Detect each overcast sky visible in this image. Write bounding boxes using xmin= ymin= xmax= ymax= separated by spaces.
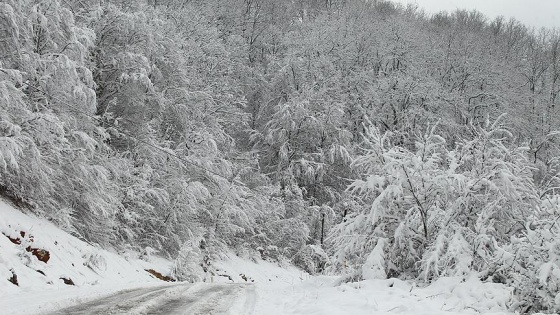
xmin=392 ymin=0 xmax=559 ymax=29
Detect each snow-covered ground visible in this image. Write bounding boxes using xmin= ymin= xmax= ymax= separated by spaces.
xmin=1 ymin=199 xmax=515 ymax=315
xmin=0 ymin=199 xmax=174 ymax=315
xmin=216 ymin=255 xmax=513 ymax=315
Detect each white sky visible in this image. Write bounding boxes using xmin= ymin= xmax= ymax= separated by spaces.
xmin=392 ymin=0 xmax=559 ymax=29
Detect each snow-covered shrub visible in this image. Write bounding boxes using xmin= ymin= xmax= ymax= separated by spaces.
xmin=292 ymin=244 xmax=328 ymax=274
xmin=422 ymin=224 xmax=476 ymax=279
xmin=329 ymin=117 xmax=554 ymax=311
xmin=492 ymin=195 xmax=560 ymax=313
xmin=83 ymin=252 xmax=107 ymax=273
xmin=422 ymin=117 xmax=538 ymax=281
xmin=362 ymin=238 xmax=387 ymax=279
xmin=170 ymin=240 xmax=205 ymax=282
xmin=260 ymin=245 xmax=282 ymax=261
xmin=329 ymin=123 xmax=450 ymax=278
xmin=140 ymin=246 xmax=158 ymax=262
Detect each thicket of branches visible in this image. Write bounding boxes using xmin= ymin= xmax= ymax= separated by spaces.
xmin=2 ymin=0 xmax=560 ymax=311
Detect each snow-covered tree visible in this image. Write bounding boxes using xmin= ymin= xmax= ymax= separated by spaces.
xmin=330 ymin=116 xmax=540 ymax=287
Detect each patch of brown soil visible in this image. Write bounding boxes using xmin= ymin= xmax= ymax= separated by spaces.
xmin=27 ymin=247 xmax=50 ymax=263
xmin=145 ymin=269 xmax=175 ymax=282
xmin=2 ymin=230 xmax=50 ymax=263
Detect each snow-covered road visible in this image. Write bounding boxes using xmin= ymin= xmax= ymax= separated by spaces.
xmin=47 ymin=283 xmax=253 ymax=315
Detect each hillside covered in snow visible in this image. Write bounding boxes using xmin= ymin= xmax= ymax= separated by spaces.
xmin=2 ymin=0 xmax=560 ymax=313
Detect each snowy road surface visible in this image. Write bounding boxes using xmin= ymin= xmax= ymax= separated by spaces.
xmin=47 ymin=283 xmax=254 ymax=315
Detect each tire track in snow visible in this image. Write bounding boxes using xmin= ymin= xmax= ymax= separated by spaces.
xmin=226 ymin=283 xmax=257 ymax=315
xmin=46 ymin=283 xmax=252 ymax=315
xmin=48 ymin=284 xmax=179 ymax=315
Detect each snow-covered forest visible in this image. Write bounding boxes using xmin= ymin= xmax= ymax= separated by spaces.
xmin=2 ymin=0 xmax=560 ymax=313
